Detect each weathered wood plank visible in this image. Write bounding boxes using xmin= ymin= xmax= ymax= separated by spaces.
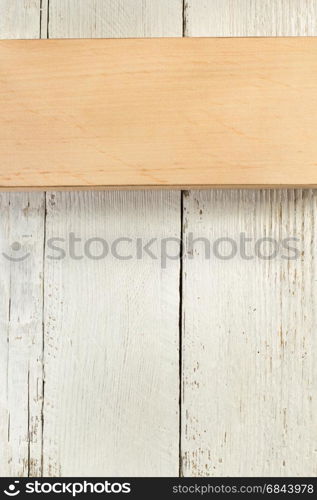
xmin=182 ymin=0 xmax=317 ymax=477
xmin=0 ymin=0 xmax=45 ymax=477
xmin=43 ymin=0 xmax=182 ymax=477
xmin=49 ymin=0 xmax=182 ymax=38
xmin=0 ymin=0 xmax=41 ymax=39
xmin=185 ymin=0 xmax=317 ymax=37
xmin=0 ymin=193 xmax=45 ymax=477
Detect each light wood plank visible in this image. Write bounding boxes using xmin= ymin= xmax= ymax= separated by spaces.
xmin=0 ymin=0 xmax=45 ymax=477
xmin=43 ymin=0 xmax=182 ymax=477
xmin=1 ymin=36 xmax=317 ymax=188
xmin=182 ymin=0 xmax=317 ymax=477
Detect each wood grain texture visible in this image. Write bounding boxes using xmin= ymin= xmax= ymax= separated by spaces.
xmin=0 ymin=0 xmax=45 ymax=477
xmin=185 ymin=0 xmax=317 ymax=37
xmin=43 ymin=0 xmax=181 ymax=477
xmin=49 ymin=0 xmax=182 ymax=38
xmin=1 ymin=36 xmax=317 ymax=188
xmin=3 ymin=0 xmax=317 ymax=480
xmin=182 ymin=0 xmax=317 ymax=477
xmin=0 ymin=0 xmax=41 ymax=39
xmin=43 ymin=190 xmax=180 ymax=476
xmin=0 ymin=193 xmax=45 ymax=477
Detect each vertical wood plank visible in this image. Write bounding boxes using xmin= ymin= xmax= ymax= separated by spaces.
xmin=182 ymin=0 xmax=317 ymax=477
xmin=49 ymin=0 xmax=182 ymax=38
xmin=0 ymin=0 xmax=41 ymax=39
xmin=0 ymin=0 xmax=45 ymax=477
xmin=185 ymin=0 xmax=317 ymax=36
xmin=43 ymin=0 xmax=182 ymax=477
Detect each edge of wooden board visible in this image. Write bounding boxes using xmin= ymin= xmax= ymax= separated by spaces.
xmin=0 ymin=185 xmax=317 ymax=191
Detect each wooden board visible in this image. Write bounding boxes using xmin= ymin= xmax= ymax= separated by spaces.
xmin=0 ymin=192 xmax=45 ymax=477
xmin=182 ymin=0 xmax=317 ymax=477
xmin=42 ymin=0 xmax=181 ymax=477
xmin=43 ymin=190 xmax=181 ymax=477
xmin=1 ymin=36 xmax=317 ymax=188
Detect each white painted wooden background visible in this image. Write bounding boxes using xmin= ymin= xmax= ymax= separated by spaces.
xmin=0 ymin=0 xmax=317 ymax=477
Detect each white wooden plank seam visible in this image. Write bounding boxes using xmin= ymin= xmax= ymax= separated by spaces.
xmin=40 ymin=0 xmax=48 ymax=479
